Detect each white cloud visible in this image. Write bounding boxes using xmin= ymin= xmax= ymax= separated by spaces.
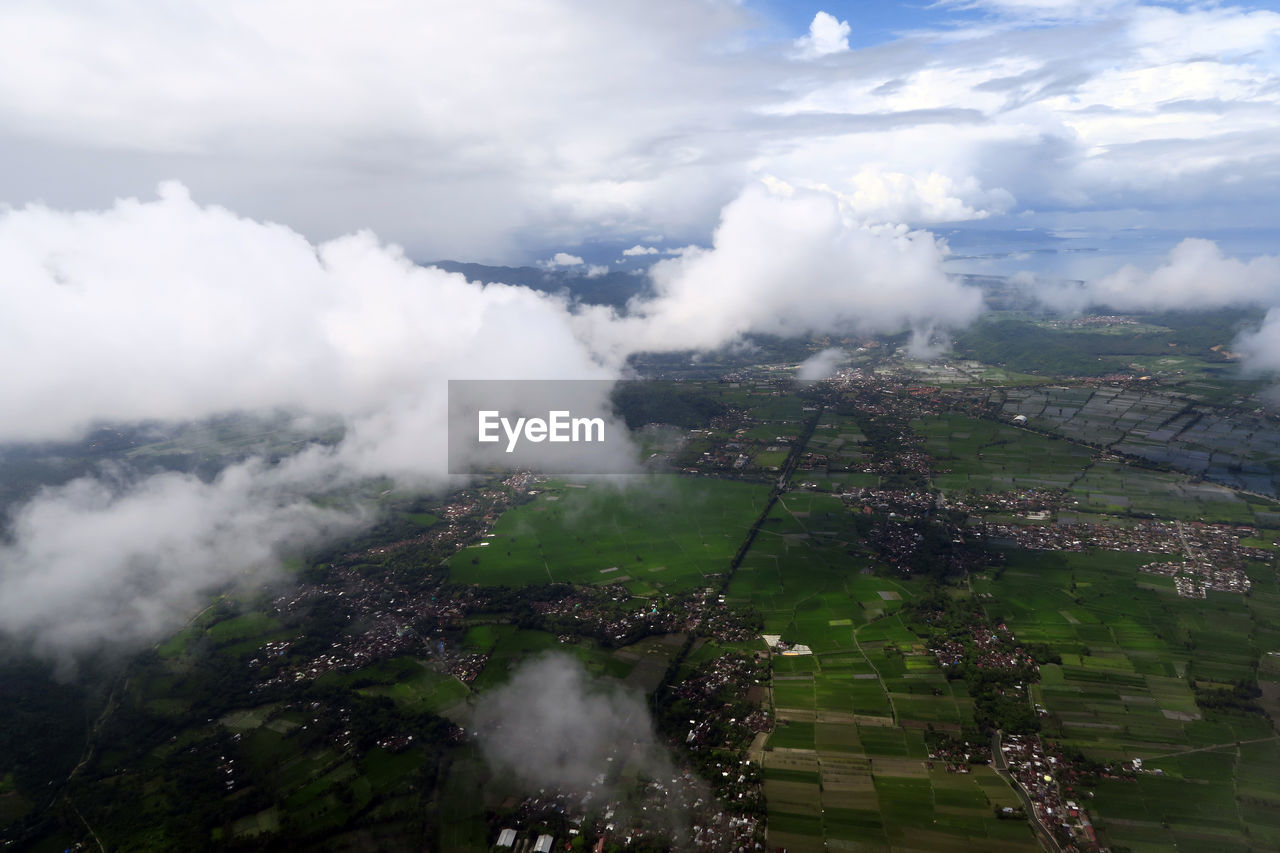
xmin=580 ymin=184 xmax=984 ymax=358
xmin=0 ymin=0 xmax=759 ymax=258
xmin=0 ymin=183 xmax=976 ymax=655
xmin=4 ymin=0 xmax=1280 ymax=655
xmin=544 ymin=252 xmax=585 ymax=268
xmin=0 ymin=0 xmax=1277 ymax=250
xmin=795 ymin=11 xmax=851 ymax=59
xmin=840 ymin=168 xmax=1015 ymax=223
xmin=1236 ymin=310 xmax=1280 ymax=375
xmin=0 ymin=184 xmax=612 ymax=447
xmin=1028 ymin=238 xmax=1280 ymax=379
xmin=0 ymin=458 xmax=363 ymax=659
xmin=796 ymin=347 xmax=845 ymax=380
xmin=622 ymin=245 xmax=660 ymax=256
xmin=1035 ymin=238 xmax=1280 ymax=313
xmin=955 ymin=0 xmax=1130 ymax=21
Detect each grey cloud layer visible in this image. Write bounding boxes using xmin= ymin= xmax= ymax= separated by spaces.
xmin=472 ymin=653 xmax=671 ymax=793
xmin=0 ymin=1 xmax=1277 ymax=256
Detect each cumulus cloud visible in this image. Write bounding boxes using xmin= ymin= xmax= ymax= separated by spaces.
xmin=795 ymin=11 xmax=851 ymax=59
xmin=2 ymin=0 xmax=1279 ymax=666
xmin=0 ymin=0 xmax=1277 ymax=253
xmin=840 ymin=168 xmax=1015 ymax=223
xmin=1033 ymin=238 xmax=1280 ymax=313
xmin=473 ymin=653 xmax=669 ymax=792
xmin=579 ymin=184 xmax=984 ymax=358
xmin=1023 ymin=238 xmax=1280 ymax=379
xmin=1236 ymin=310 xmax=1280 ymax=375
xmin=0 ymin=0 xmax=763 ymax=259
xmin=544 ymin=252 xmax=585 ymax=268
xmin=0 ymin=184 xmax=613 ymax=447
xmin=796 ymin=347 xmax=846 ymax=380
xmin=622 ymin=245 xmax=660 ymax=256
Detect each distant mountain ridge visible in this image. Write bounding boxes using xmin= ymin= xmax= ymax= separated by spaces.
xmin=427 ymin=260 xmax=649 ymax=309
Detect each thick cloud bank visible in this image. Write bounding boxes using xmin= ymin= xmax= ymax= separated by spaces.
xmin=0 ymin=182 xmax=612 ymax=449
xmin=0 ymin=186 xmax=614 ymax=656
xmin=0 ymin=183 xmax=978 ymax=657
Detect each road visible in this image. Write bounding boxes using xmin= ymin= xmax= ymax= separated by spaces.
xmin=990 ymin=730 xmax=1065 ymax=853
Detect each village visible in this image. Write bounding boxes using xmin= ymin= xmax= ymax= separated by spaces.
xmin=998 ymin=733 xmax=1102 ymax=853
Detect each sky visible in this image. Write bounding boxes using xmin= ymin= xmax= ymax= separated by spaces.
xmin=0 ymin=0 xmax=1277 ymax=269
xmin=3 ymin=0 xmax=1280 ymax=658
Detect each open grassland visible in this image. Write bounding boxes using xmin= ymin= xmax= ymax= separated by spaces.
xmin=447 ymin=475 xmax=770 ymax=594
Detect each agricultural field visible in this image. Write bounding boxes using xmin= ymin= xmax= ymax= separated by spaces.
xmin=1000 ymin=386 xmax=1280 ymax=499
xmin=11 ymin=359 xmax=1280 ymax=853
xmin=1067 ymin=462 xmax=1269 ymax=523
xmin=980 ymin=549 xmax=1280 ymax=851
xmin=737 ymin=495 xmax=1040 ymax=851
xmin=447 ymin=475 xmax=770 ymax=595
xmin=754 ymin=602 xmax=1038 ymax=849
xmin=912 ymin=413 xmax=1095 ymax=493
xmin=806 ymin=412 xmax=872 ymax=478
xmin=756 ymin=538 xmax=1280 ymax=852
xmin=728 ymin=495 xmax=892 ymax=645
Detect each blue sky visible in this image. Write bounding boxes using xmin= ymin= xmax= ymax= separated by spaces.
xmin=753 ymin=0 xmax=985 ymax=48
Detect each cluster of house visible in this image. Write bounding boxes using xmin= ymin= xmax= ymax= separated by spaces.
xmin=491 ymin=768 xmax=762 ymax=853
xmin=1000 ymin=734 xmax=1101 ymax=852
xmin=1139 ymin=559 xmax=1252 ymax=598
xmin=931 ymin=622 xmax=1035 ymax=673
